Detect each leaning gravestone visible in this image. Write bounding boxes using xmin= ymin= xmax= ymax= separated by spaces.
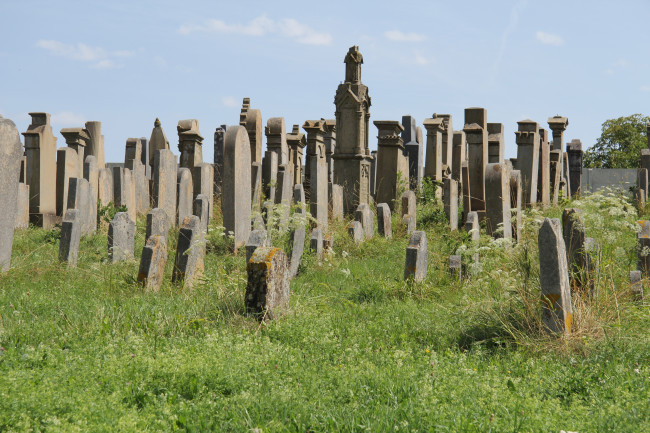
xmin=404 ymin=230 xmax=428 ymax=283
xmin=172 ymin=215 xmax=205 ymax=289
xmin=245 ymin=247 xmax=290 ymax=320
xmin=0 ymin=115 xmax=23 ymax=272
xmin=108 ymin=212 xmax=135 ymax=263
xmin=377 ymin=203 xmax=392 ymax=238
xmin=146 ymin=207 xmax=170 ymax=243
xmin=223 ymin=125 xmax=252 ymax=252
xmin=137 ymin=235 xmax=168 ymax=291
xmin=630 ymin=270 xmax=643 ymax=302
xmin=59 ymin=209 xmax=82 ymax=266
xmin=538 ymin=218 xmax=573 ymax=334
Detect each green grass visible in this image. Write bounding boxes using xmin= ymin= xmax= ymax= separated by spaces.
xmin=1 ymin=189 xmax=650 ymax=432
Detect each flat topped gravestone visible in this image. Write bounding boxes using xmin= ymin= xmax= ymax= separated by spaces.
xmin=404 ymin=230 xmax=428 ymax=283
xmin=245 ymin=247 xmax=290 ymax=320
xmin=355 ymin=203 xmax=373 ymax=239
xmin=0 ymin=115 xmax=23 ymax=272
xmin=172 ymin=215 xmax=205 ymax=289
xmin=59 ymin=209 xmax=82 ymax=267
xmin=348 ymin=221 xmax=364 ymax=244
xmin=108 ymin=212 xmax=135 ymax=263
xmin=146 ymin=207 xmax=170 ymax=243
xmin=246 ymin=229 xmax=268 ymax=263
xmin=138 ymin=235 xmax=168 ymax=292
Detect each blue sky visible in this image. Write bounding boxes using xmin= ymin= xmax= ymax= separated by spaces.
xmin=1 ymin=0 xmax=649 ymax=164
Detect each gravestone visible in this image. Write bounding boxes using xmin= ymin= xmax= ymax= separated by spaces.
xmin=56 ymin=147 xmax=78 ymax=217
xmin=638 ymin=168 xmax=648 ymax=204
xmin=246 ymin=229 xmax=268 ymax=263
xmin=245 ymin=247 xmax=290 ymax=320
xmin=329 ymin=184 xmax=344 ymax=221
xmin=461 ymin=161 xmax=471 ymax=220
xmin=275 ymin=164 xmax=292 ymax=230
xmin=0 ymin=115 xmax=22 ymax=271
xmin=637 ymin=220 xmax=650 ymax=275
xmin=172 ymin=215 xmax=205 ymax=289
xmin=293 ymin=184 xmax=306 ymax=216
xmin=83 ymin=155 xmax=98 ymax=232
xmin=401 ymin=190 xmax=416 ymax=223
xmin=288 ymin=226 xmax=306 ymax=278
xmin=566 ymin=139 xmax=583 ymax=196
xmin=146 ymin=207 xmax=170 ymax=243
xmin=286 ymin=124 xmax=306 ymax=186
xmin=487 ymin=123 xmax=504 ymax=164
xmin=562 ymin=152 xmax=571 ymax=199
xmin=125 ymin=141 xmax=149 ymax=216
xmin=193 ymin=194 xmax=210 ymax=234
xmin=108 ymin=212 xmax=135 ymax=263
xmin=562 ymin=208 xmax=588 ymax=284
xmin=310 ymin=228 xmax=323 ymax=259
xmin=549 ymin=150 xmax=562 ymax=205
xmin=262 ymin=150 xmax=278 ymax=203
xmin=213 ymin=124 xmax=226 ymax=195
xmin=153 ymin=149 xmax=178 ymax=226
xmin=177 ymin=119 xmax=203 ymax=171
xmin=239 ymin=98 xmax=263 ymax=164
xmin=113 ymin=167 xmax=136 ymax=222
xmin=465 ymin=211 xmax=480 ymax=264
xmin=630 ymin=270 xmax=643 ymax=302
xmin=124 ymin=137 xmax=142 ymax=169
xmin=443 ymin=178 xmax=458 ymax=231
xmin=333 ymin=46 xmax=372 ymax=215
xmin=59 ymin=209 xmax=82 ymax=266
xmin=402 ymin=214 xmax=416 ymax=234
xmin=304 ymin=120 xmax=329 ymax=233
xmin=538 ymin=218 xmax=573 ymax=334
xmin=140 ymin=137 xmax=150 ymax=178
xmin=370 ymin=150 xmax=377 ymax=197
xmin=510 ymin=170 xmax=522 ymax=242
xmin=15 ymin=183 xmax=30 ymax=230
xmin=23 ymin=113 xmax=58 ymax=228
xmin=547 ymin=116 xmax=569 ymax=151
xmin=375 ymin=120 xmax=408 ymax=210
xmin=251 ymin=162 xmax=262 ymax=211
xmin=514 ymin=120 xmax=539 ymax=206
xmin=436 ymin=114 xmax=454 ymax=170
xmin=484 ymin=162 xmax=512 ymax=239
xmin=323 ymin=119 xmax=336 ymax=184
xmin=537 ymin=128 xmax=551 ymax=208
xmin=377 ymin=203 xmax=392 ymax=238
xmin=423 ymin=117 xmax=443 ymax=193
xmin=60 ymin=127 xmax=88 ymax=178
xmin=348 ymin=221 xmax=364 ymax=243
xmin=463 ymin=108 xmax=488 ymax=212
xmin=137 ymin=235 xmax=168 ymax=292
xmin=451 ymin=131 xmax=466 ymax=184
xmin=148 ymin=118 xmax=170 ymax=168
xmin=404 ymin=231 xmax=428 ymax=282
xmin=402 ymin=115 xmax=422 ymax=190
xmin=98 ymin=167 xmax=113 ymax=208
xmin=85 ymin=121 xmax=105 ymax=169
xmin=355 ymin=203 xmax=373 ymax=239
xmin=265 ymin=117 xmax=289 ymax=167
xmin=223 ymin=125 xmax=252 ymax=252
xmin=176 ymin=167 xmax=194 ymax=227
xmin=449 ymin=255 xmax=462 ymax=278
xmin=67 ymin=177 xmax=92 ymax=235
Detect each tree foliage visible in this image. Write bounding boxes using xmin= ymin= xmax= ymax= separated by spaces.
xmin=583 ymin=114 xmax=650 ymax=168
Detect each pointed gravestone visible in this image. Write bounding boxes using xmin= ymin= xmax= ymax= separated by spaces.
xmin=138 ymin=235 xmax=168 ymax=292
xmin=176 ymin=167 xmax=193 ymax=227
xmin=404 ymin=231 xmax=428 ymax=282
xmin=245 ymin=247 xmax=290 ymax=320
xmin=223 ymin=125 xmax=252 ymax=252
xmin=108 ymin=212 xmax=135 ymax=263
xmin=538 ymin=218 xmax=573 ymax=334
xmin=148 ymin=118 xmax=170 ymax=170
xmin=172 ymin=215 xmax=205 ymax=289
xmin=59 ymin=209 xmax=82 ymax=266
xmin=0 ymin=115 xmax=23 ymax=271
xmin=377 ymin=203 xmax=392 ymax=238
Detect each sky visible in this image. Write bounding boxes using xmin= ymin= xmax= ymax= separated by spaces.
xmin=1 ymin=0 xmax=649 ymax=165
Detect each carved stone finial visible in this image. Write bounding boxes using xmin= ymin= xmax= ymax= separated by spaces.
xmin=154 ymin=118 xmax=161 ymax=127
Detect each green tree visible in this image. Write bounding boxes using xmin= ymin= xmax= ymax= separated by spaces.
xmin=583 ymin=114 xmax=650 ymax=168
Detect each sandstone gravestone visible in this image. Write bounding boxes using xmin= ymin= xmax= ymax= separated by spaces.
xmin=348 ymin=221 xmax=364 ymax=244
xmin=275 ymin=164 xmax=292 ymax=230
xmin=323 ymin=119 xmax=336 ymax=184
xmin=0 ymin=115 xmax=23 ymax=271
xmin=138 ymin=235 xmax=168 ymax=292
xmin=538 ymin=218 xmax=573 ymax=334
xmin=375 ymin=120 xmax=408 ymax=210
xmin=85 ymin=121 xmax=105 ymax=169
xmin=549 ymin=150 xmax=562 ymax=205
xmin=451 ymin=131 xmax=466 ymax=184
xmin=304 ymin=120 xmax=329 ymax=233
xmin=153 ymin=149 xmax=178 ymax=226
xmin=83 ymin=155 xmax=98 ymax=232
xmin=355 ymin=203 xmax=373 ymax=239
xmin=108 ymin=212 xmax=135 ymax=263
xmin=514 ymin=120 xmax=539 ymax=206
xmin=562 ymin=208 xmax=589 ymax=287
xmin=60 ymin=127 xmax=88 ymax=178
xmin=172 ymin=215 xmax=206 ymax=289
xmin=287 ymin=124 xmax=306 ymax=186
xmin=66 ymin=177 xmax=92 ymax=235
xmin=443 ymin=178 xmax=458 ymax=231
xmin=547 ymin=116 xmax=569 ymax=151
xmin=245 ymin=247 xmax=290 ymax=320
xmin=56 ymin=147 xmax=78 ymax=217
xmin=223 ymin=125 xmax=252 ymax=252
xmin=246 ymin=229 xmax=269 ymax=263
xmin=177 ymin=119 xmax=203 ymax=171
xmin=265 ymin=117 xmax=289 ymax=167
xmin=262 ymin=150 xmax=278 ymax=203
xmin=14 ymin=183 xmax=30 ymax=230
xmin=329 ymin=184 xmax=344 ymax=221
xmin=239 ymin=98 xmax=263 ymax=164
xmin=193 ymin=194 xmax=210 ymax=234
xmin=310 ymin=228 xmax=323 ymax=260
xmin=146 ymin=207 xmax=170 ymax=243
xmin=401 ymin=190 xmax=416 ymax=224
xmin=293 ymin=184 xmax=306 ymax=216
xmin=404 ymin=231 xmax=428 ymax=282
xmin=113 ymin=167 xmax=136 ymax=222
xmin=377 ymin=203 xmax=392 ymax=238
xmin=423 ymin=116 xmax=443 ymax=195
xmin=288 ymin=226 xmax=306 ymax=279
xmin=484 ymin=162 xmax=512 ymax=239
xmin=59 ymin=209 xmax=82 ymax=266
xmin=176 ymin=168 xmax=194 ymax=227
xmin=98 ymin=167 xmax=113 ymax=208
xmin=464 ymin=108 xmax=488 ymax=213
xmin=537 ymin=128 xmax=551 ymax=208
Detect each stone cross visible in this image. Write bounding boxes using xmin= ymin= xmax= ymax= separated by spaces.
xmin=245 ymin=247 xmax=290 ymax=320
xmin=223 ymin=125 xmax=252 ymax=252
xmin=0 ymin=115 xmax=22 ymax=271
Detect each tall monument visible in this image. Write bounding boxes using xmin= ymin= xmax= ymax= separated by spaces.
xmin=333 ymin=46 xmax=372 ymax=214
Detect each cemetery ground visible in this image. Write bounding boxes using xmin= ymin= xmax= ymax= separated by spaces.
xmin=1 ymin=189 xmax=650 ymax=432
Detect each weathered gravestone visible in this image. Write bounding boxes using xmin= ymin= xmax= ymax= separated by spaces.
xmin=293 ymin=184 xmax=306 ymax=215
xmin=452 ymin=131 xmax=466 ymax=184
xmin=67 ymin=177 xmax=93 ymax=235
xmin=172 ymin=215 xmax=205 ymax=289
xmin=484 ymin=162 xmax=512 ymax=239
xmin=223 ymin=125 xmax=252 ymax=252
xmin=245 ymin=247 xmax=290 ymax=320
xmin=538 ymin=218 xmax=573 ymax=334
xmin=113 ymin=167 xmax=136 ymax=223
xmin=401 ymin=190 xmax=416 ymax=224
xmin=146 ymin=207 xmax=170 ymax=243
xmin=246 ymin=229 xmax=269 ymax=263
xmin=153 ymin=149 xmax=178 ymax=226
xmin=375 ymin=120 xmax=408 ymax=210
xmin=449 ymin=255 xmax=462 ymax=279
xmin=177 ymin=119 xmax=203 ymax=172
xmin=630 ymin=270 xmax=643 ymax=302
xmin=0 ymin=115 xmax=23 ymax=271
xmin=537 ymin=128 xmax=550 ymax=208
xmin=377 ymin=203 xmax=392 ymax=238
xmin=213 ymin=124 xmax=226 ymax=195
xmin=515 ymin=120 xmax=539 ymax=206
xmin=176 ymin=167 xmax=193 ymax=227
xmin=239 ymin=99 xmax=263 ymax=164
xmin=193 ymin=194 xmax=210 ymax=234
xmin=15 ymin=183 xmax=30 ymax=230
xmin=60 ymin=127 xmax=88 ymax=179
xmin=355 ymin=203 xmax=373 ymax=239
xmin=108 ymin=212 xmax=135 ymax=263
xmin=329 ymin=184 xmax=344 ymax=221
xmin=59 ymin=209 xmax=82 ymax=266
xmin=251 ymin=162 xmax=262 ymax=211
xmin=138 ymin=235 xmax=168 ymax=292
xmin=288 ymin=226 xmax=306 ymax=278
xmin=275 ymin=164 xmax=292 ymax=230
xmin=125 ymin=138 xmax=149 ymax=216
xmin=487 ymin=123 xmax=504 ymax=164
xmin=83 ymin=155 xmax=98 ymax=232
xmin=423 ymin=116 xmax=443 ymax=198
xmin=56 ymin=147 xmax=78 ymax=218
xmin=567 ymin=139 xmax=583 ymax=197
xmin=304 ymin=120 xmax=329 ymax=233
xmin=97 ymin=167 xmax=113 ymax=208
xmin=562 ymin=208 xmax=591 ymax=288
xmin=287 ymin=124 xmax=306 ymax=186
xmin=348 ymin=221 xmax=364 ymax=244
xmin=262 ymin=150 xmax=278 ymax=203
xmin=404 ymin=230 xmax=428 ymax=282
xmin=85 ymin=121 xmax=105 ymax=169
xmin=402 ymin=115 xmax=422 ymax=190
xmin=310 ymin=228 xmax=323 ymax=260
xmin=464 ymin=108 xmax=488 ymax=213
xmin=443 ymin=178 xmax=458 ymax=231
xmin=549 ymin=150 xmax=562 ymax=205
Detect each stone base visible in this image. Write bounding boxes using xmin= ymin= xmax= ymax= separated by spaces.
xmin=332 ymin=155 xmax=372 ymax=215
xmin=30 ymin=213 xmax=60 ymax=229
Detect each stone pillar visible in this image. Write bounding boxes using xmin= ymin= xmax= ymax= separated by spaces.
xmin=514 ymin=119 xmax=539 ymax=206
xmin=538 ymin=218 xmax=573 ymax=334
xmin=148 ymin=118 xmax=170 ymax=170
xmin=245 ymin=247 xmax=290 ymax=320
xmin=23 ymin=113 xmax=58 ymax=228
xmin=286 ymin=124 xmax=306 ymax=186
xmin=484 ymin=162 xmax=512 ymax=239
xmin=443 ymin=178 xmax=458 ymax=231
xmin=537 ymin=128 xmax=550 ymax=208
xmin=56 ymin=147 xmax=78 ymax=218
xmin=60 ymin=127 xmax=88 ymax=178
xmin=323 ymin=119 xmax=336 ymax=184
xmin=265 ymin=117 xmax=289 ymax=168
xmin=333 ymin=46 xmax=372 ymax=215
xmin=97 ymin=167 xmax=113 ymax=209
xmin=239 ymin=98 xmax=263 ymax=164
xmin=124 ymin=137 xmax=142 ymax=169
xmin=0 ymin=115 xmax=22 ymax=271
xmin=304 ymin=120 xmax=329 ymax=233
xmin=84 ymin=121 xmax=105 ymax=169
xmin=566 ymin=139 xmax=583 ymax=197
xmin=463 ymin=108 xmax=488 ymax=213
xmin=487 ymin=123 xmax=504 ymax=164
xmin=108 ymin=212 xmax=135 ymax=263
xmin=549 ymin=150 xmax=562 ymax=206
xmin=375 ymin=120 xmax=408 ymax=210
xmin=547 ymin=116 xmax=569 ymax=151
xmin=402 ymin=115 xmax=422 ymax=191
xmin=223 ymin=125 xmax=252 ymax=252
xmin=172 ymin=215 xmax=205 ymax=289
xmin=177 ymin=119 xmax=203 ymax=171
xmin=213 ymin=124 xmax=226 ymax=195
xmin=177 ymin=168 xmax=193 ymax=227
xmin=153 ymin=149 xmax=178 ymax=227
xmin=15 ymin=183 xmax=29 ymax=230
xmin=423 ymin=117 xmax=443 ymax=187
xmin=404 ymin=231 xmax=428 ymax=282
xmin=452 ymin=131 xmax=466 ymax=184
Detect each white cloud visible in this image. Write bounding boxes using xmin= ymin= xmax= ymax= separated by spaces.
xmin=36 ymin=40 xmax=135 ymax=68
xmin=384 ymin=30 xmax=426 ymax=42
xmin=51 ymin=111 xmax=86 ymax=126
xmin=536 ymin=31 xmax=564 ymax=46
xmin=179 ymin=15 xmax=332 ymax=46
xmin=641 ymin=85 xmax=650 ymax=92
xmin=222 ymin=96 xmax=239 ymax=108
xmin=414 ymin=50 xmax=433 ymax=65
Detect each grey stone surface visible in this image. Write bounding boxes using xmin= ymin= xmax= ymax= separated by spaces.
xmin=322 ymin=119 xmax=336 ymax=185
xmin=510 ymin=170 xmax=522 ymax=242
xmin=293 ymin=184 xmax=306 ymax=215
xmin=514 ymin=120 xmax=539 ymax=206
xmin=239 ymin=99 xmax=263 ymax=164
xmin=567 ymin=139 xmax=583 ymax=196
xmin=547 ymin=116 xmax=568 ymax=151
xmin=177 ymin=167 xmax=193 ymax=227
xmin=423 ymin=117 xmax=443 ymax=193
xmin=245 ymin=247 xmax=290 ymax=320
xmin=172 ymin=215 xmax=205 ymax=289
xmin=124 ymin=137 xmax=142 ymax=169
xmin=487 ymin=123 xmax=504 ymax=164
xmin=310 ymin=228 xmax=323 ymax=259
xmin=251 ymin=161 xmax=262 ymax=211
xmin=67 ymin=177 xmax=92 ymax=235
xmin=630 ymin=270 xmax=643 ymax=302
xmin=213 ymin=125 xmax=226 ymax=195
xmin=193 ymin=194 xmax=210 ymax=234
xmin=375 ymin=120 xmax=408 ymax=210
xmin=0 ymin=115 xmax=23 ymax=271
xmin=369 ymin=150 xmax=377 ymax=198
xmin=14 ymin=183 xmax=29 ymax=230
xmin=177 ymin=119 xmax=203 ymax=172
xmin=638 ymin=168 xmax=648 ymax=203
xmin=265 ymin=117 xmax=289 ymax=166
xmin=484 ymin=162 xmax=512 ymax=239
xmin=246 ymin=229 xmax=268 ymax=263
xmin=355 ymin=203 xmax=373 ymax=239
xmin=404 ymin=230 xmax=428 ymax=282
xmin=223 ymin=125 xmax=252 ymax=252
xmin=461 ymin=161 xmax=471 ymax=220
xmin=137 ymin=235 xmax=168 ymax=292
xmin=464 ymin=108 xmax=488 ymax=211
xmin=538 ymin=218 xmax=573 ymax=334
xmin=401 ymin=190 xmax=416 ymax=222
xmin=287 ymin=124 xmax=306 ymax=186
xmin=85 ymin=121 xmax=105 ymax=169
xmin=275 ymin=164 xmax=293 ymax=230
xmin=60 ymin=127 xmax=88 ymax=178
xmin=449 ymin=255 xmax=462 ymax=277
xmin=402 ymin=115 xmax=422 ymax=191
xmin=402 ymin=214 xmax=416 ymax=235
xmin=304 ymin=120 xmax=329 ymax=233
xmin=98 ymin=167 xmax=113 ymax=208
xmin=262 ymin=150 xmax=278 ymax=203
xmin=83 ymin=155 xmax=98 ymax=232
xmin=581 ymin=168 xmax=638 ymax=194
xmin=443 ymin=178 xmax=458 ymax=231
xmin=56 ymin=147 xmax=78 ymax=218
xmin=153 ymin=149 xmax=178 ymax=226
xmin=289 ymin=226 xmax=306 ymax=278
xmin=59 ymin=209 xmax=82 ymax=266
xmin=146 ymin=208 xmax=170 ymax=243
xmin=329 ymin=183 xmax=344 ymax=221
xmin=108 ymin=212 xmax=135 ymax=263
xmin=465 ymin=211 xmax=480 ymax=242
xmin=348 ymin=220 xmax=364 ymax=244
xmin=113 ymin=167 xmax=136 ymax=222
xmin=377 ymin=202 xmax=392 ymax=238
